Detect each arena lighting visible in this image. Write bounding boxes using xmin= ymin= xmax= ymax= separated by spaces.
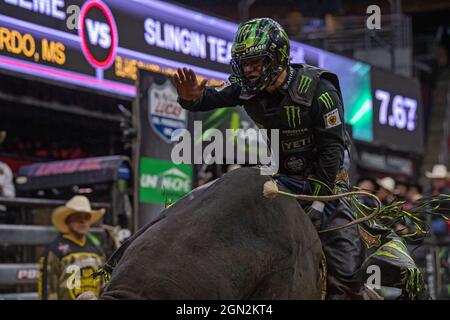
xmin=0 ymin=55 xmax=136 ymax=95
xmin=350 ymin=100 xmax=372 ymax=125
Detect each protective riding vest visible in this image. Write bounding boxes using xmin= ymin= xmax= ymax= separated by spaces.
xmin=239 ymin=63 xmax=349 ymax=177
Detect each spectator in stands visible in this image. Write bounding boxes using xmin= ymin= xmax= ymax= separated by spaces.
xmin=297 ymin=0 xmax=342 ymax=33
xmin=356 ymin=176 xmax=378 ymax=208
xmin=376 ymin=177 xmax=396 ymax=206
xmin=0 ymin=131 xmax=15 ymax=198
xmin=435 ymin=33 xmax=450 ymax=70
xmin=38 ymin=196 xmax=106 ymax=300
xmin=407 ymin=183 xmax=423 ymax=204
xmin=425 ymin=164 xmax=450 ymax=196
xmin=432 ymin=32 xmax=450 ymax=87
xmin=424 ymin=164 xmax=450 ymax=236
xmin=395 ymin=180 xmax=409 ymax=201
xmin=356 ymin=177 xmax=376 ymax=192
xmin=397 ymin=182 xmax=423 ymax=212
xmin=284 ymin=10 xmax=304 ymax=36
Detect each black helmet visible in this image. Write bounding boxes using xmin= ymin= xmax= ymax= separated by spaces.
xmin=231 ymin=17 xmax=290 ymax=95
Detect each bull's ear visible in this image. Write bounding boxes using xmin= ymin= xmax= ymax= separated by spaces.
xmin=0 ymin=131 xmax=6 ymax=145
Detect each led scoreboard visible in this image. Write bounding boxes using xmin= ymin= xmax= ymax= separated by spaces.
xmin=371 ymin=67 xmax=424 ymax=154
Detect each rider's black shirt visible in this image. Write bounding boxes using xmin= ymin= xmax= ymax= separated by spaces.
xmin=178 ymin=64 xmax=346 ymax=196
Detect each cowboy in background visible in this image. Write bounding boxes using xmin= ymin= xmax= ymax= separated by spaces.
xmin=376 ymin=177 xmax=396 ymax=206
xmin=424 ymin=164 xmax=450 ymax=236
xmin=425 ymin=164 xmax=450 ymax=197
xmin=375 ymin=176 xmax=412 ymax=236
xmin=38 ymin=196 xmax=106 ymax=300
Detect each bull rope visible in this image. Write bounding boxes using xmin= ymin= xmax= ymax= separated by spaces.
xmin=262 ymin=180 xmax=382 ymax=233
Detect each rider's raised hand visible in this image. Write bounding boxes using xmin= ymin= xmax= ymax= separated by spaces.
xmin=174 ymin=68 xmax=207 ymax=101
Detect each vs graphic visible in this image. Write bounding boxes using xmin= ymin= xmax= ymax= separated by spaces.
xmin=85 ymin=19 xmax=112 ymax=48
xmin=69 ymin=1 xmax=118 ymax=69
xmin=67 ymin=4 xmax=111 ymax=48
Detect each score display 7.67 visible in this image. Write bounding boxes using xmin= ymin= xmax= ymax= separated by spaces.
xmin=371 ymin=67 xmax=424 ymax=154
xmin=375 ymin=89 xmax=418 ymax=132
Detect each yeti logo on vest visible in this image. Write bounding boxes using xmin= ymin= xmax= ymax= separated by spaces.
xmin=148 ymin=80 xmax=187 ymax=143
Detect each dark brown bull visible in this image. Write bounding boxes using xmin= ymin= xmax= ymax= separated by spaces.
xmin=100 ymin=167 xmax=324 ymax=299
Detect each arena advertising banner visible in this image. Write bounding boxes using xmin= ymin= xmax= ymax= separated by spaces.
xmin=371 ymin=67 xmax=424 ymax=154
xmin=0 ymin=0 xmax=373 ymax=144
xmin=0 ymin=0 xmax=234 ymax=96
xmin=135 ymin=69 xmax=193 ymax=227
xmin=139 ymin=157 xmax=192 ymax=204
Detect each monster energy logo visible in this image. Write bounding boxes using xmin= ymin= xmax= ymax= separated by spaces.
xmin=279 ymin=45 xmax=288 ymax=62
xmin=318 ymin=92 xmax=334 ymax=110
xmin=237 ymin=23 xmax=258 ymax=46
xmin=312 ymin=182 xmax=321 ymax=196
xmin=298 ymin=75 xmax=312 ymax=94
xmin=237 ymin=24 xmax=251 ymax=42
xmin=284 ymin=105 xmax=301 ymax=128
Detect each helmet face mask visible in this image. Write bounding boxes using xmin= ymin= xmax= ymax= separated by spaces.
xmin=231 ymin=54 xmax=275 ymax=93
xmin=231 ymin=18 xmax=290 ymax=95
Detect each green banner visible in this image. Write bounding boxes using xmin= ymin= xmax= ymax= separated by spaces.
xmin=139 ymin=157 xmax=192 ymax=204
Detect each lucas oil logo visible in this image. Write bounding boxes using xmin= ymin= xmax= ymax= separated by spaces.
xmin=284 ymin=105 xmax=301 ymax=128
xmin=148 ymin=80 xmax=187 ymax=143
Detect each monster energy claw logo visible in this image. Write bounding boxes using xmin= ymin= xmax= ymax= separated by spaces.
xmin=284 ymin=106 xmax=301 ymax=128
xmin=298 ymin=75 xmax=312 ymax=94
xmin=237 ymin=23 xmax=258 ymax=46
xmin=318 ymin=92 xmax=334 ymax=110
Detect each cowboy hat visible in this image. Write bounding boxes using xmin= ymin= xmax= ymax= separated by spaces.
xmin=52 ymin=195 xmax=105 ymax=234
xmin=425 ymin=164 xmax=448 ymax=179
xmin=376 ymin=177 xmax=395 ymax=194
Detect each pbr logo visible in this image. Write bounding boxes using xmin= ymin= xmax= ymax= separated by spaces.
xmin=148 ymin=80 xmax=187 ymax=143
xmin=16 ymin=268 xmax=39 ymax=280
